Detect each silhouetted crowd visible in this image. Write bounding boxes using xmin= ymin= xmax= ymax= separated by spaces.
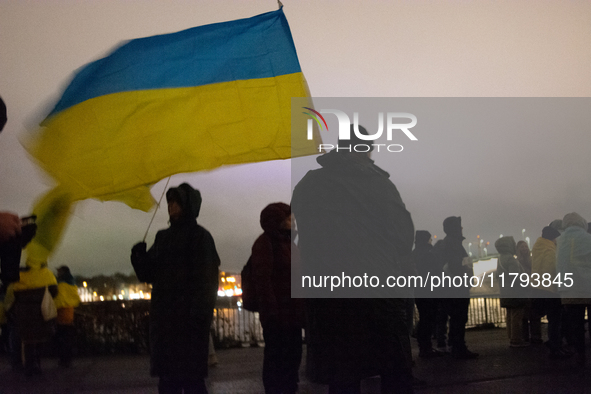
xmin=3 ymin=106 xmax=591 ymax=394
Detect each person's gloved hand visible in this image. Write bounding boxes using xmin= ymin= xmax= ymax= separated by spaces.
xmin=131 ymin=242 xmax=147 ymax=256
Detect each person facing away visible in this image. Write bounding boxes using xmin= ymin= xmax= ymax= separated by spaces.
xmin=516 ymin=240 xmax=541 ymax=344
xmin=434 ymin=216 xmax=478 ymax=359
xmin=495 ymin=236 xmax=529 ymax=348
xmin=531 ymin=225 xmax=570 ymax=359
xmin=411 ymin=230 xmax=445 ymax=359
xmin=556 ymin=212 xmax=591 ymax=367
xmin=252 ymin=203 xmax=303 ymax=394
xmin=53 ymin=265 xmax=81 ymax=367
xmin=4 ymin=258 xmax=58 ymax=376
xmin=131 ymin=183 xmax=220 ymax=394
xmin=292 ymin=125 xmax=415 ymax=394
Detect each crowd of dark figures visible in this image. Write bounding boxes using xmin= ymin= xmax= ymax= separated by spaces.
xmin=2 ymin=97 xmax=591 ymax=394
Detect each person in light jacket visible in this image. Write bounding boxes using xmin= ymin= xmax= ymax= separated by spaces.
xmin=556 ymin=212 xmax=591 ymax=366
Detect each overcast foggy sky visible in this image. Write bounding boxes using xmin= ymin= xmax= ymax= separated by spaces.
xmin=1 ymin=1 xmax=591 ymax=276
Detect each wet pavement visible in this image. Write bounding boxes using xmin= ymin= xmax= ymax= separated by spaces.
xmin=1 ymin=326 xmax=590 ymax=393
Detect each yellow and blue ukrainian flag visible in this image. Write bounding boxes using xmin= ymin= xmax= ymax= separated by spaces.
xmin=25 ymin=8 xmax=319 ymax=261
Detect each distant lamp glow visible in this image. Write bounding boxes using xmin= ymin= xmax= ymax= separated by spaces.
xmin=217 ymin=290 xmax=226 ymax=297
xmin=225 ymin=289 xmax=234 ymax=297
xmin=99 ymin=295 xmax=104 ymax=301
xmin=83 ymin=281 xmax=87 ymax=288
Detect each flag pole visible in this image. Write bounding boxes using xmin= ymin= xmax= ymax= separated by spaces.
xmin=142 ymin=176 xmax=172 ymax=242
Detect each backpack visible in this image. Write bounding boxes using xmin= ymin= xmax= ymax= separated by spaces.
xmin=240 ymin=256 xmax=258 ymax=312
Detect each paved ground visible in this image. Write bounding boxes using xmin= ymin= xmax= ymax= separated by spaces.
xmin=1 ymin=326 xmax=591 ymax=393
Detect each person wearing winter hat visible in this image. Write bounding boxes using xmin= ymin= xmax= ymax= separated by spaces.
xmin=251 ymin=203 xmax=303 ymax=394
xmin=131 ymin=183 xmax=220 ymax=393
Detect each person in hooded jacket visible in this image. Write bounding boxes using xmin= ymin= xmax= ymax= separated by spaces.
xmin=495 ymin=236 xmax=529 ymax=348
xmin=556 ymin=212 xmax=591 ymax=366
xmin=4 ymin=258 xmax=58 ymax=375
xmin=252 ymin=202 xmax=303 ymax=394
xmin=131 ymin=183 xmax=220 ymax=394
xmin=435 ymin=216 xmax=478 ymax=359
xmin=292 ymin=125 xmax=415 ymax=394
xmin=411 ymin=230 xmax=445 ymax=358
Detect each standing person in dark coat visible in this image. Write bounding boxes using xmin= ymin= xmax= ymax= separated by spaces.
xmin=54 ymin=265 xmax=81 ymax=367
xmin=252 ymin=202 xmax=303 ymax=394
xmin=435 ymin=216 xmax=478 ymax=359
xmin=411 ymin=230 xmax=445 ymax=358
xmin=292 ymin=125 xmax=415 ymax=394
xmin=131 ymin=183 xmax=220 ymax=394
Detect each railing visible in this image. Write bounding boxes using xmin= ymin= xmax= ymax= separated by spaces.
xmin=212 ymin=307 xmax=263 ymax=348
xmin=75 ymin=300 xmax=150 ymax=355
xmin=73 ymin=297 xmax=509 ymax=355
xmin=467 ymin=297 xmax=506 ymax=328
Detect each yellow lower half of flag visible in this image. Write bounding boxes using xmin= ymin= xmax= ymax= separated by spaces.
xmin=26 ymin=72 xmax=319 ymax=259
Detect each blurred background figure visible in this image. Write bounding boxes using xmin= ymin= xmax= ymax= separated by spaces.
xmin=516 ymin=240 xmax=542 ymax=344
xmin=54 ymin=265 xmax=81 ymax=367
xmin=495 ymin=236 xmax=529 ymax=348
xmin=557 ymin=213 xmax=591 ymax=367
xmin=531 ymin=226 xmax=570 ymax=359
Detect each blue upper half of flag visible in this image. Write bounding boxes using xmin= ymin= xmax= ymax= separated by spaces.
xmin=47 ymin=8 xmax=301 ymax=119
